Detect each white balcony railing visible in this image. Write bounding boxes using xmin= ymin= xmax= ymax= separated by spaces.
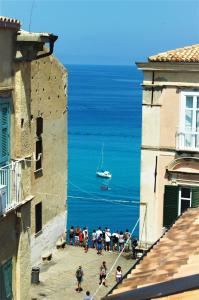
xmin=0 ymin=161 xmax=22 ymax=215
xmin=176 ymin=130 xmax=199 ymax=151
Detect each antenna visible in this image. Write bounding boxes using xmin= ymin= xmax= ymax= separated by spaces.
xmin=29 ymin=0 xmax=36 ymax=32
xmin=0 ymin=0 xmax=3 ymax=16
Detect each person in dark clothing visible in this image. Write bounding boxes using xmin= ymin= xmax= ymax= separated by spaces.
xmin=75 ymin=266 xmax=84 ymax=292
xmin=132 ymin=238 xmax=138 ymax=259
xmin=99 ymin=261 xmax=108 ymax=287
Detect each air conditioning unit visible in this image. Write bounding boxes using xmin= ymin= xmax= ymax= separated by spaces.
xmin=0 ymin=185 xmax=7 ymax=215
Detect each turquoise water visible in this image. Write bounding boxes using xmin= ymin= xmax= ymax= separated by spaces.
xmin=67 ymin=65 xmax=142 ymax=237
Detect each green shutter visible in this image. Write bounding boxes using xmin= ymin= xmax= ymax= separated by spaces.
xmin=163 ymin=185 xmax=179 ymax=228
xmin=0 ymin=266 xmax=5 ymax=300
xmin=192 ymin=188 xmax=199 ymax=208
xmin=2 ymin=259 xmax=12 ymax=300
xmin=0 ymin=102 xmax=10 ymax=165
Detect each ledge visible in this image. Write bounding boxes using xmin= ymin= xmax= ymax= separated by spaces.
xmin=0 ymin=194 xmax=35 ymax=220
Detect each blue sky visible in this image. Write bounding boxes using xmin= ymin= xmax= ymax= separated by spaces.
xmin=2 ymin=0 xmax=199 ymax=65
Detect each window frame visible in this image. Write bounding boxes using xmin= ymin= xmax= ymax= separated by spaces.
xmin=180 ymin=91 xmax=199 ymax=150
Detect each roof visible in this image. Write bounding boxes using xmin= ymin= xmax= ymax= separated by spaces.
xmin=149 ymin=44 xmax=199 ymax=63
xmin=103 ymin=208 xmax=199 ymax=300
xmin=17 ymin=30 xmax=57 ymax=43
xmin=0 ymin=16 xmax=20 ymax=30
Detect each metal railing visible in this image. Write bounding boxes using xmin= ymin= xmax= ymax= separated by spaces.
xmin=176 ymin=130 xmax=199 ymax=151
xmin=0 ymin=161 xmax=22 ymax=214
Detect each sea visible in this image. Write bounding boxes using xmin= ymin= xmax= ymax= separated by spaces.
xmin=66 ymin=64 xmax=142 ymax=238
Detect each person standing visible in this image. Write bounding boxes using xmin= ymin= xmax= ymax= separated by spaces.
xmin=92 ymin=229 xmax=97 ymax=248
xmin=119 ymin=231 xmax=124 ymax=252
xmin=99 ymin=261 xmax=108 ymax=287
xmin=84 ymin=230 xmax=89 ymax=253
xmin=75 ymin=227 xmax=80 ymax=246
xmin=75 ymin=266 xmax=84 ymax=292
xmin=79 ymin=230 xmax=84 ymax=247
xmin=111 ymin=231 xmax=119 ymax=251
xmin=105 ymin=229 xmax=111 ymax=252
xmin=97 ymin=233 xmax=103 ymax=255
xmin=115 ymin=266 xmax=122 ymax=283
xmin=69 ymin=226 xmax=75 ymax=245
xmin=96 ymin=226 xmax=102 ymax=239
xmin=83 ymin=291 xmax=92 ymax=300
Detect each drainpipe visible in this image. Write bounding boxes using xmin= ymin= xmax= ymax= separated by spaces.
xmin=151 ymin=71 xmax=155 ymax=106
xmin=36 ymin=35 xmax=58 ymax=60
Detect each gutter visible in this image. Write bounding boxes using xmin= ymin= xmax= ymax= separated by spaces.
xmin=101 ymin=274 xmax=199 ymax=300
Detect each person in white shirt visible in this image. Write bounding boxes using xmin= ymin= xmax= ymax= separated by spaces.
xmin=96 ymin=227 xmax=102 ymax=239
xmin=92 ymin=229 xmax=97 ymax=248
xmin=105 ymin=229 xmax=111 ymax=251
xmin=115 ymin=266 xmax=122 ymax=283
xmin=119 ymin=231 xmax=124 ymax=251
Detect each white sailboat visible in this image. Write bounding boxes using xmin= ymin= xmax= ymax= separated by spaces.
xmin=96 ymin=144 xmax=112 ymax=179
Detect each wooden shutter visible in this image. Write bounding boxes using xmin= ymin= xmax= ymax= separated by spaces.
xmin=2 ymin=259 xmax=12 ymax=300
xmin=163 ymin=185 xmax=179 ymax=228
xmin=0 ymin=103 xmax=10 ymax=165
xmin=0 ymin=265 xmax=5 ymax=300
xmin=192 ymin=188 xmax=199 ymax=208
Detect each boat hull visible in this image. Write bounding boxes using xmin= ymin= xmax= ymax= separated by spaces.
xmin=96 ymin=171 xmax=112 ymax=179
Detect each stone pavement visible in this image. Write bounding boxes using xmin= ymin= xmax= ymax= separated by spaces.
xmin=31 ymin=245 xmax=135 ymax=300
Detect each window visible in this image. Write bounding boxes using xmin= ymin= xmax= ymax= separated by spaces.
xmin=35 ymin=139 xmax=42 ymax=171
xmin=163 ymin=185 xmax=199 ymax=227
xmin=35 ymin=202 xmax=42 ymax=233
xmin=179 ymin=187 xmax=191 ymax=215
xmin=179 ymin=92 xmax=199 ymax=150
xmin=35 ymin=117 xmax=43 ymax=172
xmin=0 ymin=102 xmax=10 ymax=166
xmin=36 ymin=117 xmax=43 ymax=137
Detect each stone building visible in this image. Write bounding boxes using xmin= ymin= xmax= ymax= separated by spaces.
xmin=0 ymin=16 xmax=67 ymax=299
xmin=136 ymin=45 xmax=199 ymax=245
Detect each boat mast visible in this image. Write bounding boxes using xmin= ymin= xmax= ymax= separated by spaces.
xmin=101 ymin=143 xmax=104 ymax=169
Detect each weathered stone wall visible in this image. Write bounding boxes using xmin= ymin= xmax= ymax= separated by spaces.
xmin=0 ymin=29 xmax=16 ymax=88
xmin=0 ymin=205 xmax=31 ymax=300
xmin=30 ymin=55 xmax=67 ymax=264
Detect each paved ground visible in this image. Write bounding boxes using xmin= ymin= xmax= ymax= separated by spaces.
xmin=31 ymin=245 xmax=135 ymax=300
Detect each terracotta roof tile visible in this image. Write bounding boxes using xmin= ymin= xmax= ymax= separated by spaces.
xmin=0 ymin=16 xmax=20 ymax=30
xmin=107 ymin=208 xmax=199 ymax=298
xmin=149 ymin=45 xmax=199 ymax=62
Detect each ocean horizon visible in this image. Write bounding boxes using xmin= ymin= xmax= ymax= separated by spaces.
xmin=66 ymin=64 xmax=142 ymax=237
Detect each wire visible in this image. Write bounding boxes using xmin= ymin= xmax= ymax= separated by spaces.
xmin=69 ymin=180 xmax=102 ymax=199
xmin=68 ymin=195 xmax=139 ymax=206
xmin=92 ymin=217 xmax=140 ymax=299
xmin=69 ymin=180 xmax=139 ymax=204
xmin=29 ymin=0 xmax=36 ymax=32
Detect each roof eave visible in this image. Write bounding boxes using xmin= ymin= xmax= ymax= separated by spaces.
xmin=136 ymin=61 xmax=199 ymax=72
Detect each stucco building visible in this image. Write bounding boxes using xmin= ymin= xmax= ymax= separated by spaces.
xmin=0 ymin=16 xmax=67 ymax=299
xmin=137 ymin=45 xmax=199 ymax=245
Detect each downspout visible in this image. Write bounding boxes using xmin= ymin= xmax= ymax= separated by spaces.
xmin=151 ymin=71 xmax=155 ymax=106
xmin=36 ymin=35 xmax=58 ymax=60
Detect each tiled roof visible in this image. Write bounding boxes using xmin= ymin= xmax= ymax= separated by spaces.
xmin=149 ymin=45 xmax=199 ymax=62
xmin=152 ymin=289 xmax=199 ymax=300
xmin=0 ymin=16 xmax=20 ymax=29
xmin=106 ymin=208 xmax=199 ymax=299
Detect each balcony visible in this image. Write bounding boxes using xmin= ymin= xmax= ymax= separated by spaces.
xmin=176 ymin=131 xmax=199 ymax=152
xmin=0 ymin=161 xmax=22 ymax=215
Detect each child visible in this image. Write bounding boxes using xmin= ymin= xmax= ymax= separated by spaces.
xmin=115 ymin=266 xmax=122 ymax=283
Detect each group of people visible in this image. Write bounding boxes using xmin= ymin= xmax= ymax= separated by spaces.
xmin=69 ymin=226 xmax=138 ymax=255
xmin=75 ymin=261 xmax=123 ymax=299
